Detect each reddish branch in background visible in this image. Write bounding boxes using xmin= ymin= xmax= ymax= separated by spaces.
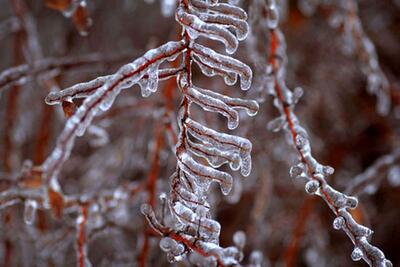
xmin=0 ymin=0 xmax=398 ymax=267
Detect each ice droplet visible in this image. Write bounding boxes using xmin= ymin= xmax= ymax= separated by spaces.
xmin=305 ymin=180 xmax=319 ymax=195
xmin=267 ymin=116 xmax=285 ymax=132
xmin=233 ymin=230 xmax=246 ymax=249
xmin=289 ymin=163 xmax=304 ymax=178
xmin=351 ymin=247 xmax=363 ymax=261
xmin=24 ymin=200 xmax=38 ymax=225
xmin=322 ymin=165 xmax=335 ymax=176
xmin=345 ymin=196 xmax=358 ymax=209
xmin=332 ymin=216 xmax=345 ymax=230
xmin=388 ymin=166 xmax=400 ymax=187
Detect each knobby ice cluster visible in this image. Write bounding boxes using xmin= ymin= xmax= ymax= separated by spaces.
xmin=0 ymin=0 xmax=399 ymax=266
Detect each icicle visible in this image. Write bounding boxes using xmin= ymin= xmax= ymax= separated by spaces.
xmin=191 ymin=43 xmax=252 ymax=90
xmin=177 ymin=152 xmax=233 ymax=195
xmin=23 ymin=199 xmax=38 ymax=225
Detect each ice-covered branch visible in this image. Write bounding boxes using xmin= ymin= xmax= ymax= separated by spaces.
xmin=140 ymin=0 xmax=258 ymax=266
xmin=0 ymin=52 xmax=137 ymax=91
xmin=307 ymin=0 xmax=392 ymax=115
xmin=42 ymin=39 xmax=187 ymax=192
xmin=45 ymin=67 xmax=184 ymax=105
xmin=0 ymin=17 xmax=20 ymax=41
xmin=346 ymin=148 xmax=400 ymax=196
xmin=264 ymin=0 xmax=392 ymax=266
xmin=336 ymin=0 xmax=390 ymax=115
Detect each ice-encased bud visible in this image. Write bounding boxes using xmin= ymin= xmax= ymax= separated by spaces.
xmin=233 ymin=231 xmax=246 ymax=249
xmin=332 ymin=216 xmax=345 ymax=230
xmin=160 ymin=237 xmax=178 ymax=252
xmin=345 ymin=196 xmax=358 ymax=209
xmin=292 ymin=87 xmax=304 ymax=103
xmin=295 ymin=132 xmax=309 ymax=150
xmin=305 ymin=180 xmax=319 ymax=195
xmin=267 ymin=116 xmax=285 ymax=132
xmin=388 ymin=166 xmax=400 ymax=187
xmin=322 ymin=165 xmax=335 ymax=176
xmin=289 ymin=163 xmax=304 ymax=178
xmin=351 ymin=247 xmax=363 ymax=261
xmin=24 ymin=199 xmax=38 ymax=225
xmin=249 ymin=250 xmax=264 ymax=265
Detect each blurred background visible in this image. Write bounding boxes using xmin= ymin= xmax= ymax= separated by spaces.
xmin=0 ymin=0 xmax=399 ymax=266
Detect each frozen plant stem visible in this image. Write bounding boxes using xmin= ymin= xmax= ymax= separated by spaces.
xmin=143 ymin=0 xmax=258 ymax=265
xmin=345 ymin=148 xmax=400 ymax=196
xmin=327 ymin=0 xmax=391 ymax=115
xmin=265 ymin=0 xmax=391 ymax=266
xmin=76 ymin=205 xmax=89 ymax=267
xmin=42 ymin=40 xmax=188 ymax=190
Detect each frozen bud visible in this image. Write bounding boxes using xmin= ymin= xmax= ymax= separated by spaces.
xmin=305 ymin=180 xmax=320 ymax=195
xmin=159 ymin=237 xmax=178 ymax=252
xmin=233 ymin=231 xmax=246 ymax=250
xmin=267 ymin=116 xmax=285 ymax=132
xmin=140 ymin=203 xmax=152 ymax=216
xmin=171 ymin=243 xmax=185 ymax=256
xmin=159 ymin=192 xmax=168 ymax=201
xmin=295 ymin=132 xmax=308 ymax=150
xmin=322 ymin=165 xmax=335 ymax=176
xmin=24 ymin=200 xmax=38 ymax=225
xmin=22 ymin=159 xmax=33 ymax=172
xmin=113 ymin=187 xmax=127 ymax=200
xmin=365 ymin=184 xmax=378 ymax=195
xmin=351 ymin=247 xmax=363 ymax=261
xmin=388 ymin=166 xmax=400 ymax=187
xmin=289 ymin=163 xmax=304 ymax=178
xmin=292 ymin=87 xmax=304 ymax=104
xmin=332 ymin=216 xmax=345 ymax=230
xmin=384 ymin=260 xmax=393 ymax=267
xmin=345 ymin=196 xmax=358 ymax=209
xmin=249 ymin=250 xmax=264 ymax=265
xmin=166 ymin=252 xmax=176 ymax=263
xmin=76 ymin=214 xmax=85 ymax=225
xmin=266 ymin=4 xmax=279 ymax=29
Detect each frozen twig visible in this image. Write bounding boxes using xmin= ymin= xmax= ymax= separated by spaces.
xmin=346 ymin=148 xmax=400 ymax=196
xmin=0 ymin=51 xmax=137 ymax=91
xmin=264 ymin=0 xmax=392 ymax=266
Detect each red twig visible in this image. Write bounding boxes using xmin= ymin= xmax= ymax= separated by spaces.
xmin=138 ymin=127 xmax=165 ymax=267
xmin=44 ymin=40 xmax=188 ymax=185
xmin=77 ymin=205 xmax=88 ymax=267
